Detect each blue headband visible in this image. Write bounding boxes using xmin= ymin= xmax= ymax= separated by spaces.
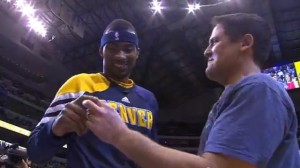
xmin=100 ymin=30 xmax=139 ymax=48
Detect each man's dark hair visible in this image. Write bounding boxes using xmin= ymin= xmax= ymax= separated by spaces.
xmin=104 ymin=19 xmax=137 ymax=35
xmin=212 ymin=13 xmax=272 ymax=68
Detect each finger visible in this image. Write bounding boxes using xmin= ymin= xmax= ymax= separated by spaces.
xmin=94 ymin=100 xmax=123 ymax=122
xmin=59 ymin=113 xmax=83 ymax=135
xmin=85 ymin=109 xmax=94 ymax=121
xmin=82 ymin=100 xmax=107 ymax=115
xmin=95 ymin=99 xmax=109 ymax=107
xmin=65 ymin=103 xmax=88 ymax=120
xmin=86 ymin=119 xmax=98 ymax=132
xmin=95 ymin=99 xmax=116 ymax=113
xmin=64 ymin=110 xmax=86 ymax=135
xmin=62 ymin=108 xmax=87 ymax=134
xmin=86 ymin=120 xmax=93 ymax=129
xmin=73 ymin=95 xmax=99 ymax=107
xmin=63 ymin=104 xmax=88 ymax=134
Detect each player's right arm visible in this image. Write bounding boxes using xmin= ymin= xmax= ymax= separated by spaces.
xmin=27 ymin=74 xmax=98 ymax=163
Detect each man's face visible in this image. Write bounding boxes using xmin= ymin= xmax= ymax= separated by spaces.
xmin=101 ymin=42 xmax=139 ymax=81
xmin=204 ymin=24 xmax=242 ymax=83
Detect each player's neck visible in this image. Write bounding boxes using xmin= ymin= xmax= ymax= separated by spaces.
xmin=103 ymin=73 xmax=130 ymax=84
xmin=113 ymin=77 xmax=130 ymax=84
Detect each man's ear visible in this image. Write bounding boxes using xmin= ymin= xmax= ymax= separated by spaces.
xmin=240 ymin=34 xmax=254 ymax=51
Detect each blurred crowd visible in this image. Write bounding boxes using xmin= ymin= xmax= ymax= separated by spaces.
xmin=0 ymin=77 xmax=50 ymax=109
xmin=0 ymin=157 xmax=66 ymax=168
xmin=0 ymin=106 xmax=36 ymax=130
xmin=263 ymin=63 xmax=300 ymax=90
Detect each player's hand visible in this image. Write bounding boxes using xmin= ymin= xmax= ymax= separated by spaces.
xmin=16 ymin=159 xmax=29 ymax=168
xmin=52 ymin=95 xmax=99 ymax=136
xmin=83 ymin=99 xmax=129 ymax=145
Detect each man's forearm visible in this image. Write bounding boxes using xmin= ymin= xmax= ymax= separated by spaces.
xmin=114 ymin=130 xmax=212 ymax=168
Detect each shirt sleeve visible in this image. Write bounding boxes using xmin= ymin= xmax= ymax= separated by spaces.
xmin=27 ymin=120 xmax=73 ymax=163
xmin=27 ymin=75 xmax=83 ymax=163
xmin=204 ymin=83 xmax=287 ymax=165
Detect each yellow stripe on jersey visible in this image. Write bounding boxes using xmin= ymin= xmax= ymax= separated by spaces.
xmin=55 ymin=73 xmax=110 ymax=97
xmin=55 ymin=73 xmax=135 ymax=97
xmin=137 ymin=109 xmax=147 ymax=128
xmin=106 ymin=101 xmax=153 ymax=129
xmin=108 ymin=77 xmax=134 ymax=89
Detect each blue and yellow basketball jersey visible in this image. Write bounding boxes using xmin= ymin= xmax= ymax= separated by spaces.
xmin=29 ymin=73 xmax=158 ymax=168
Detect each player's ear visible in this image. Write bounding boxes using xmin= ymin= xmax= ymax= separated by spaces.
xmin=99 ymin=48 xmax=103 ymax=58
xmin=135 ymin=47 xmax=140 ymax=59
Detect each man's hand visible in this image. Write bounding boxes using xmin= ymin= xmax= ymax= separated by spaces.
xmin=52 ymin=95 xmax=99 ymax=136
xmin=82 ymin=99 xmax=129 ymax=145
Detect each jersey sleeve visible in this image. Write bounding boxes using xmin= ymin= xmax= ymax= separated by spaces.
xmin=204 ymin=83 xmax=288 ymax=165
xmin=27 ymin=74 xmax=86 ymax=163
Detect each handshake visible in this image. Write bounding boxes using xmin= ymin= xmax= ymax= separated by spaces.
xmin=52 ymin=95 xmax=128 ymax=144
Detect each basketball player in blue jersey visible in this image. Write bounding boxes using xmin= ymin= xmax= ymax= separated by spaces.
xmin=27 ymin=19 xmax=159 ymax=168
xmin=83 ymin=13 xmax=300 ymax=168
